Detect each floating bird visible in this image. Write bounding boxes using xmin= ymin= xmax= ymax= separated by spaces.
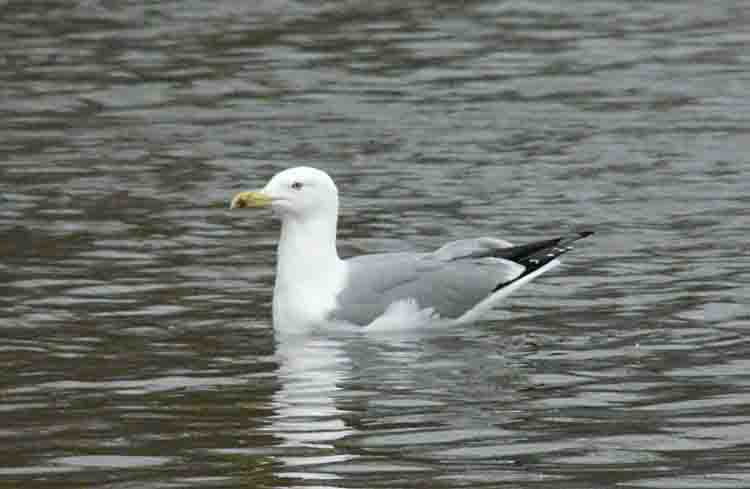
xmin=231 ymin=167 xmax=592 ymax=333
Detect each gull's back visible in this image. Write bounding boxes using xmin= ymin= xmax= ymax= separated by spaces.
xmin=331 ymin=240 xmax=525 ymax=325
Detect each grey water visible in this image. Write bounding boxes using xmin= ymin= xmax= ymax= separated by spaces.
xmin=2 ymin=0 xmax=749 ymax=487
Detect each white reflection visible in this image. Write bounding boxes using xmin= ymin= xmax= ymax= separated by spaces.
xmin=269 ymin=335 xmax=354 ymax=456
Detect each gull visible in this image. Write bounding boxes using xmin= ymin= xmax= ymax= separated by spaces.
xmin=231 ymin=167 xmax=592 ymax=333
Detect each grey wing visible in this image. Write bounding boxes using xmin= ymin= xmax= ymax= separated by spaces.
xmin=331 ymin=238 xmax=524 ymax=325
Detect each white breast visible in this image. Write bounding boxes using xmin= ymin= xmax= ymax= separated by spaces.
xmin=272 ymin=266 xmax=345 ymax=334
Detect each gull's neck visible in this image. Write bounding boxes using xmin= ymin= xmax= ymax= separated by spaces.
xmin=277 ymin=213 xmax=341 ymax=278
xmin=273 ymin=212 xmax=345 ymax=329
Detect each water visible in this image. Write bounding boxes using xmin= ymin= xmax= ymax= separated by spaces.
xmin=2 ymin=0 xmax=749 ymax=487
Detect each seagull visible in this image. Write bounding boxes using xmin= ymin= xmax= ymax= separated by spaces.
xmin=231 ymin=167 xmax=592 ymax=333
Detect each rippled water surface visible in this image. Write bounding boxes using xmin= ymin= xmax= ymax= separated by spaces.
xmin=2 ymin=1 xmax=749 ymax=487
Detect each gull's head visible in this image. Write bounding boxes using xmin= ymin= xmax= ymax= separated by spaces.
xmin=230 ymin=166 xmax=338 ymax=220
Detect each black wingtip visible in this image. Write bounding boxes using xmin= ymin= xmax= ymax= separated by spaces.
xmin=561 ymin=230 xmax=593 ymax=246
xmin=491 ymin=230 xmax=593 ymax=292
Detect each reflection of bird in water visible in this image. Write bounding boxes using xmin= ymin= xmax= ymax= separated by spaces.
xmin=267 ymin=337 xmax=354 ymax=449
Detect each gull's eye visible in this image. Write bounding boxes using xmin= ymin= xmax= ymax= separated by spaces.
xmin=291 ymin=181 xmax=304 ymax=191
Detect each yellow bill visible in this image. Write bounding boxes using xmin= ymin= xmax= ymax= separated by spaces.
xmin=230 ymin=191 xmax=272 ymax=209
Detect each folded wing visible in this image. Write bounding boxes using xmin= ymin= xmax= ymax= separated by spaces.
xmin=331 ymin=231 xmax=592 ymax=326
xmin=331 ymin=238 xmax=523 ymax=324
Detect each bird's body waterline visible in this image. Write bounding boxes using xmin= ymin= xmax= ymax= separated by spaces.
xmin=230 ymin=166 xmax=592 ymax=333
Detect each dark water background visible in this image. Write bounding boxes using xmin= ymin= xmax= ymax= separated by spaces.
xmin=2 ymin=1 xmax=749 ymax=487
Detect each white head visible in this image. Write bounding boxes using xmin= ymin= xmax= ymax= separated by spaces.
xmin=230 ymin=166 xmax=339 ymax=221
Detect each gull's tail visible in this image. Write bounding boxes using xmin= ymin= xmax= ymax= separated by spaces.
xmin=492 ymin=231 xmax=593 ymax=292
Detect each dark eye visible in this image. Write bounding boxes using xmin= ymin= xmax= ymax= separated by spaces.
xmin=291 ymin=181 xmax=303 ymax=191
